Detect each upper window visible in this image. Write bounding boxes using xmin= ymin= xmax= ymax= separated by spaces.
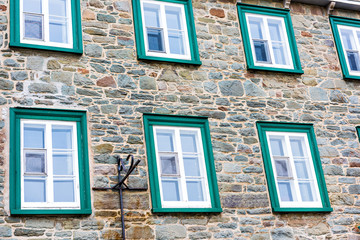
xmin=10 ymin=0 xmax=83 ymax=53
xmin=143 ymin=114 xmax=221 ymax=212
xmin=133 ymin=0 xmax=201 ymax=65
xmin=330 ymin=16 xmax=360 ymax=80
xmin=237 ymin=3 xmax=303 ymax=73
xmin=257 ymin=122 xmax=332 ymax=212
xmin=10 ymin=108 xmax=91 ymax=215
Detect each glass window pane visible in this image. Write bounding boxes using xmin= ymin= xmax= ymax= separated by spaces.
xmin=290 ymin=138 xmax=305 ymax=157
xmin=278 ymin=182 xmax=293 ymax=201
xmin=341 ymin=29 xmax=355 ymax=50
xmin=168 ymin=30 xmax=185 ymax=55
xmin=275 ymin=160 xmax=289 ymax=177
xmin=49 ymin=0 xmax=67 ymax=17
xmin=156 ymin=132 xmax=174 ymax=152
xmin=53 ymin=153 xmax=73 ymax=175
xmin=299 ymin=182 xmax=314 ymax=201
xmin=184 ymin=156 xmax=200 ymax=176
xmin=161 ymin=179 xmax=180 ymax=201
xmin=23 ymin=0 xmax=42 ymax=13
xmin=249 ymin=18 xmax=263 ymax=39
xmin=147 ymin=28 xmax=164 ymax=52
xmin=52 ymin=125 xmax=72 ymax=149
xmin=24 ymin=178 xmax=46 ymax=202
xmin=347 ymin=51 xmax=360 ymax=71
xmin=24 ymin=124 xmax=45 ymax=148
xmin=25 ymin=152 xmax=45 ymax=173
xmin=180 ymin=133 xmax=197 ymax=153
xmin=54 ymin=180 xmax=75 ymax=202
xmin=268 ymin=20 xmax=282 ymax=42
xmin=165 ymin=6 xmax=182 ymax=30
xmin=254 ymin=40 xmax=270 ymax=63
xmin=160 ymin=156 xmax=177 ymax=175
xmin=143 ymin=3 xmax=160 ymax=28
xmin=272 ymin=42 xmax=287 ymax=65
xmin=295 ymin=161 xmax=309 ymax=179
xmin=186 ymin=181 xmax=204 ymax=201
xmin=24 ymin=14 xmax=43 ymax=40
xmin=269 ymin=138 xmax=284 ymax=156
xmin=49 ymin=18 xmax=68 ymax=43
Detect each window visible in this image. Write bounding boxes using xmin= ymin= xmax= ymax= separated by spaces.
xmin=10 ymin=108 xmax=91 ymax=214
xmin=237 ymin=3 xmax=303 ymax=73
xmin=330 ymin=16 xmax=360 ymax=80
xmin=133 ymin=0 xmax=201 ymax=65
xmin=10 ymin=0 xmax=83 ymax=53
xmin=257 ymin=122 xmax=332 ymax=212
xmin=143 ymin=114 xmax=221 ymax=212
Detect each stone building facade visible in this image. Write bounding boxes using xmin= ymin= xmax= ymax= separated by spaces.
xmin=0 ymin=0 xmax=358 ymax=239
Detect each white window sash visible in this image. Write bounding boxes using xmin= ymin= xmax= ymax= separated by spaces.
xmin=140 ymin=0 xmax=191 ymax=60
xmin=153 ymin=126 xmax=211 ymax=208
xmin=245 ymin=13 xmax=294 ymax=69
xmin=266 ymin=131 xmax=322 ymax=208
xmin=20 ymin=119 xmax=80 ymax=209
xmin=20 ymin=0 xmax=73 ymax=49
xmin=338 ymin=25 xmax=360 ymax=76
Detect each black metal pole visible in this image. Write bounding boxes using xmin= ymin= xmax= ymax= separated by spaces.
xmin=118 ymin=157 xmax=126 ymax=240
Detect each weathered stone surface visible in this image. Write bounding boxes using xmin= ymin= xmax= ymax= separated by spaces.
xmin=14 ymin=228 xmax=45 ymax=237
xmin=0 ymin=226 xmax=11 ymax=237
xmin=222 ymin=194 xmax=269 ymax=208
xmin=94 ymin=144 xmax=114 ymax=154
xmin=140 ymin=76 xmax=156 ymax=90
xmin=28 ymin=83 xmax=57 ymax=93
xmin=244 ymin=80 xmax=266 ymax=97
xmin=85 ymin=44 xmax=103 ymax=57
xmin=271 ymin=228 xmax=293 ymax=240
xmin=156 ymin=225 xmax=186 ymax=240
xmin=210 ymin=8 xmax=225 ymax=18
xmin=127 ymin=226 xmax=154 ymax=239
xmin=219 ymin=80 xmax=244 ymax=96
xmin=26 ymin=56 xmax=44 ymax=70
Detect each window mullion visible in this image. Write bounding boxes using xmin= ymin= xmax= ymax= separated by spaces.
xmin=263 ymin=17 xmax=275 ymax=65
xmin=175 ymin=128 xmax=188 ymax=203
xmin=46 ymin=122 xmax=54 ymax=204
xmin=284 ymin=134 xmax=301 ymax=203
xmin=43 ymin=0 xmax=49 ymax=43
xmin=160 ymin=3 xmax=170 ymax=54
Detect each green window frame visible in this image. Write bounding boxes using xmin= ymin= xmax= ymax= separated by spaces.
xmin=256 ymin=122 xmax=332 ymax=213
xmin=330 ymin=16 xmax=360 ymax=80
xmin=132 ymin=0 xmax=201 ymax=65
xmin=143 ymin=113 xmax=221 ymax=213
xmin=10 ymin=0 xmax=83 ymax=53
xmin=237 ymin=3 xmax=303 ymax=74
xmin=10 ymin=108 xmax=91 ymax=215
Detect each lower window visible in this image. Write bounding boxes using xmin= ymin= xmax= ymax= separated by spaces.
xmin=143 ymin=114 xmax=221 ymax=212
xmin=10 ymin=108 xmax=91 ymax=214
xmin=257 ymin=122 xmax=332 ymax=212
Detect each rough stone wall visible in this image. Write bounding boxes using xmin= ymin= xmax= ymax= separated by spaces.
xmin=0 ymin=0 xmax=358 ymax=239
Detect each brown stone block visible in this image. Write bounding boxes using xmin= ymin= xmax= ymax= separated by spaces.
xmin=301 ymin=31 xmax=313 ymax=37
xmin=127 ymin=226 xmax=154 ymax=239
xmin=122 ymin=192 xmax=150 ymax=210
xmin=101 ymin=230 xmax=122 ymax=240
xmin=94 ymin=144 xmax=114 ymax=154
xmin=210 ymin=8 xmax=225 ymax=18
xmin=94 ymin=210 xmax=118 ymax=217
xmin=82 ymin=9 xmax=96 ymax=20
xmin=94 ymin=191 xmax=120 ymax=210
xmin=97 ymin=76 xmax=117 ymax=88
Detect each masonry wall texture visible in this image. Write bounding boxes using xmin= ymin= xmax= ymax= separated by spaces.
xmin=0 ymin=0 xmax=359 ymax=239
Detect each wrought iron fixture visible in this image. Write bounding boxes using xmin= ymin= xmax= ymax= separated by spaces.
xmin=93 ymin=154 xmax=147 ymax=240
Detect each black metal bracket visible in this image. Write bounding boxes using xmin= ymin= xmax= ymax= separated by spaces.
xmin=93 ymin=154 xmax=147 ymax=240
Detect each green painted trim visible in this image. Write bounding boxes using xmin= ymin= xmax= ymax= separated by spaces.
xmin=256 ymin=121 xmax=332 ymax=213
xmin=237 ymin=3 xmax=303 ymax=74
xmin=9 ymin=0 xmax=83 ymax=54
xmin=143 ymin=113 xmax=222 ymax=213
xmin=329 ymin=15 xmax=360 ymax=80
xmin=10 ymin=108 xmax=91 ymax=215
xmin=132 ymin=0 xmax=201 ymax=65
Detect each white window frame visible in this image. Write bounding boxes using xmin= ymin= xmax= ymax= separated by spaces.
xmin=266 ymin=131 xmax=322 ymax=208
xmin=153 ymin=126 xmax=211 ymax=208
xmin=245 ymin=13 xmax=293 ymax=69
xmin=140 ymin=0 xmax=191 ymax=60
xmin=19 ymin=0 xmax=73 ymax=49
xmin=338 ymin=25 xmax=360 ymax=76
xmin=20 ymin=119 xmax=80 ymax=209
